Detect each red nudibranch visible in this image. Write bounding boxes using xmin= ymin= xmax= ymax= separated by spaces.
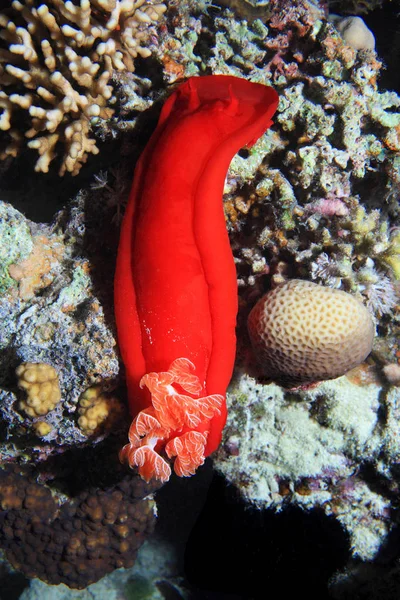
xmin=114 ymin=75 xmax=278 ymax=483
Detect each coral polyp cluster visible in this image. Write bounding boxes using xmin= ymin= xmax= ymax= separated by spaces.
xmin=77 ymin=385 xmax=123 ymax=435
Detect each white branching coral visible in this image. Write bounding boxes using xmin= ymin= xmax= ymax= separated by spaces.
xmin=0 ymin=0 xmax=166 ymax=175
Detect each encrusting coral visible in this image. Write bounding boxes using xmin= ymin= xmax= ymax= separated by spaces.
xmin=0 ymin=0 xmax=166 ymax=175
xmin=16 ymin=362 xmax=62 ymax=417
xmin=247 ymin=279 xmax=375 ymax=387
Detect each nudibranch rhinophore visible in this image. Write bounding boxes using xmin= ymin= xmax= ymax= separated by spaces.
xmin=114 ymin=75 xmax=279 ymax=483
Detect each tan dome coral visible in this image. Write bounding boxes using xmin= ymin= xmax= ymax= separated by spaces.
xmin=247 ymin=279 xmax=375 ymax=387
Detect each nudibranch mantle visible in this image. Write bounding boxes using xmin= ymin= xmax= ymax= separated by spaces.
xmin=114 ymin=75 xmax=278 ymax=483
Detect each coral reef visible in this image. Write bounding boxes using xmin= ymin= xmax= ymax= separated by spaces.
xmin=0 ymin=0 xmax=399 ymax=590
xmin=153 ymin=0 xmax=400 ymax=387
xmin=158 ymin=1 xmax=400 ymax=327
xmin=0 ymin=0 xmax=166 ymax=175
xmin=0 ymin=465 xmax=158 ymax=588
xmin=16 ymin=362 xmax=62 ymax=417
xmin=247 ymin=279 xmax=374 ymax=386
xmin=148 ymin=0 xmax=400 ymax=574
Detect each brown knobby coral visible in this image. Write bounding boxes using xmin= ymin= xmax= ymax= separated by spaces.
xmin=247 ymin=279 xmax=375 ymax=387
xmin=0 ymin=0 xmax=166 ymax=175
xmin=16 ymin=362 xmax=62 ymax=417
xmin=0 ymin=466 xmax=157 ymax=588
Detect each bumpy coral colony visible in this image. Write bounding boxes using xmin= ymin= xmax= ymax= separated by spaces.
xmin=114 ymin=75 xmax=279 ymax=483
xmin=0 ymin=466 xmax=157 ymax=588
xmin=16 ymin=362 xmax=61 ymax=417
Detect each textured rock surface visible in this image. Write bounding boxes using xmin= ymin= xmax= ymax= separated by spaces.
xmin=0 ymin=195 xmax=122 ymax=463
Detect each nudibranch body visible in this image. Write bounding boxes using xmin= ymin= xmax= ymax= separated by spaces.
xmin=114 ymin=75 xmax=278 ymax=482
